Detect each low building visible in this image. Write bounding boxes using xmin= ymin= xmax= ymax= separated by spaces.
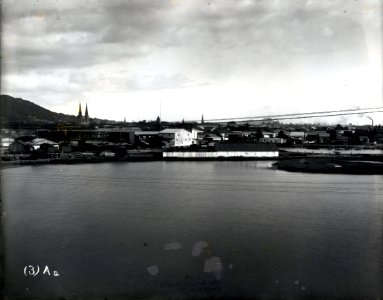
xmin=289 ymin=131 xmax=306 ymax=139
xmin=306 ymin=131 xmax=330 ymax=144
xmin=9 ymin=137 xmax=58 ymax=154
xmin=159 ymin=129 xmax=193 ymax=147
xmin=135 ymin=131 xmax=160 ymax=147
xmin=9 ymin=140 xmax=33 ymax=154
xmin=29 ymin=138 xmax=59 ymax=151
xmin=163 ymin=143 xmax=279 ymax=158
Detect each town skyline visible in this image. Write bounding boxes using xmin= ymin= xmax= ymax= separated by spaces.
xmin=2 ymin=93 xmax=382 ymax=126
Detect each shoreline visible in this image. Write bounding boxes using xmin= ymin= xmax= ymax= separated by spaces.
xmin=2 ymin=153 xmax=383 ymax=172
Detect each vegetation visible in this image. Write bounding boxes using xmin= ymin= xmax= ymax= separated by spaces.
xmin=0 ymin=94 xmax=79 ymax=124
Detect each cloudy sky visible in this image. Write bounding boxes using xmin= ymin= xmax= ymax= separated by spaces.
xmin=2 ymin=0 xmax=382 ymax=124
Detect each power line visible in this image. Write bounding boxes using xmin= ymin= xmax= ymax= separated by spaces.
xmin=233 ymin=110 xmax=383 ymax=123
xmin=189 ymin=107 xmax=383 ymax=123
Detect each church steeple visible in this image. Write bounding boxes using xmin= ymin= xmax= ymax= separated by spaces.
xmin=77 ymin=102 xmax=90 ymax=126
xmin=156 ymin=115 xmax=162 ymax=130
xmin=78 ymin=103 xmax=83 ymax=117
xmin=85 ymin=103 xmax=89 ymax=118
xmin=84 ymin=103 xmax=89 ymax=125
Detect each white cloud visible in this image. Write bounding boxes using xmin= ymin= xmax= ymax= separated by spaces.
xmin=2 ymin=0 xmax=382 ymax=123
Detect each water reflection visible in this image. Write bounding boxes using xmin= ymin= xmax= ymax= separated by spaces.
xmin=2 ymin=161 xmax=383 ymax=299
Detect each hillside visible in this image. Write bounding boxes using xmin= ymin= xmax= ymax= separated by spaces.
xmin=0 ymin=95 xmax=78 ymax=124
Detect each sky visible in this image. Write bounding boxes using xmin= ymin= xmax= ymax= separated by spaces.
xmin=2 ymin=0 xmax=382 ymax=124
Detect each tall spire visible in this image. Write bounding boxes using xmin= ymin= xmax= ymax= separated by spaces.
xmin=78 ymin=103 xmax=82 ymax=117
xmin=83 ymin=103 xmax=89 ymax=125
xmin=201 ymin=114 xmax=204 ymax=124
xmin=156 ymin=115 xmax=162 ymax=130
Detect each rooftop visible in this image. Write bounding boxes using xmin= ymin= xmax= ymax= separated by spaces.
xmin=160 ymin=128 xmax=189 ymax=134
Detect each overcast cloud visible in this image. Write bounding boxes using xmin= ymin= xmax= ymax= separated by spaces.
xmin=2 ymin=0 xmax=382 ymax=123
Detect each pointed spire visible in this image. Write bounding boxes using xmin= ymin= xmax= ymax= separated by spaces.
xmin=85 ymin=103 xmax=89 ymax=118
xmin=78 ymin=102 xmax=82 ymax=117
xmin=201 ymin=114 xmax=204 ymax=124
xmin=156 ymin=115 xmax=162 ymax=130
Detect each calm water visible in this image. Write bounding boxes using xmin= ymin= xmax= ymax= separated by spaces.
xmin=2 ymin=161 xmax=383 ymax=299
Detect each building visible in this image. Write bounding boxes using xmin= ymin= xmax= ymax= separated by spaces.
xmin=203 ymin=133 xmax=222 ymax=142
xmin=134 ymin=131 xmax=160 ymax=147
xmin=306 ymin=131 xmax=331 ymax=144
xmin=9 ymin=137 xmax=58 ymax=153
xmin=289 ymin=131 xmax=306 ymax=139
xmin=288 ymin=131 xmax=306 ymax=144
xmin=28 ymin=138 xmax=59 ymax=151
xmin=159 ymin=129 xmax=193 ymax=147
xmin=77 ymin=103 xmax=90 ymax=126
xmin=9 ymin=139 xmax=33 ymax=154
xmin=163 ymin=143 xmax=279 ymax=158
xmin=191 ymin=128 xmax=203 ymax=140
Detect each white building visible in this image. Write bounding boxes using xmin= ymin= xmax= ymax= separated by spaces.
xmin=159 ymin=129 xmax=194 ymax=147
xmin=163 ymin=143 xmax=279 ymax=158
xmin=29 ymin=138 xmax=59 ymax=150
xmin=191 ymin=128 xmax=203 ymax=140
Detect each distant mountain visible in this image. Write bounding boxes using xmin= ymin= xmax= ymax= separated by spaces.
xmin=0 ymin=95 xmax=78 ymax=124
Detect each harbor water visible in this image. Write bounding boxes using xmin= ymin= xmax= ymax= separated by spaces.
xmin=2 ymin=161 xmax=383 ymax=299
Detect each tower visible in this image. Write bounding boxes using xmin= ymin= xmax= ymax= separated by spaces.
xmin=77 ymin=103 xmax=83 ymax=125
xmin=77 ymin=102 xmax=90 ymax=126
xmin=84 ymin=103 xmax=89 ymax=125
xmin=156 ymin=115 xmax=161 ymax=130
xmin=201 ymin=114 xmax=204 ymax=124
xmin=77 ymin=103 xmax=83 ymax=117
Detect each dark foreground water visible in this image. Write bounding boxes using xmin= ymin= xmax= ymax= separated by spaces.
xmin=2 ymin=161 xmax=383 ymax=299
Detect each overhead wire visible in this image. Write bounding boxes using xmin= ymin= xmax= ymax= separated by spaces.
xmin=186 ymin=107 xmax=383 ymax=123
